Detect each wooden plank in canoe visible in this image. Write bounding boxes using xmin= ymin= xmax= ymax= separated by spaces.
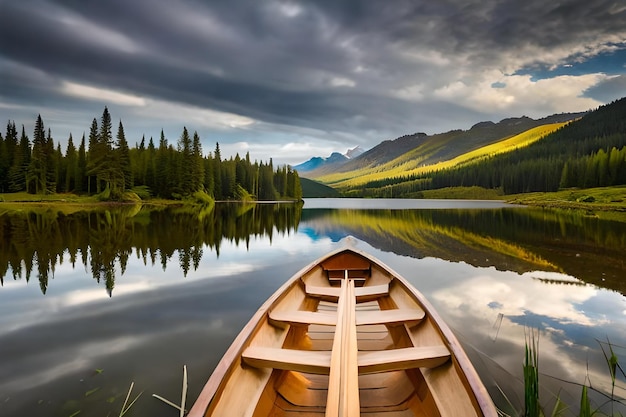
xmin=269 ymin=310 xmax=337 ymax=327
xmin=358 ymin=345 xmax=450 ymax=374
xmin=241 ymin=345 xmax=450 ymax=375
xmin=355 ymin=308 xmax=425 ymax=326
xmin=305 ymin=283 xmax=389 ymax=302
xmin=242 ymin=346 xmax=331 ymax=374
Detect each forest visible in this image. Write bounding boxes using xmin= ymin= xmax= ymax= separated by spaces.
xmin=0 ymin=107 xmax=302 ymax=202
xmin=344 ymin=98 xmax=626 ymax=197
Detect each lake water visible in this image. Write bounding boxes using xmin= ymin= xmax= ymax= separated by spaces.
xmin=0 ymin=199 xmax=624 ymax=416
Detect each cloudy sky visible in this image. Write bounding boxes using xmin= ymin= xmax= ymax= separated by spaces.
xmin=1 ymin=0 xmax=625 ymax=165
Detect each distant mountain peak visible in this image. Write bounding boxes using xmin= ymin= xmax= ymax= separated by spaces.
xmin=294 ymin=146 xmax=365 ymax=173
xmin=346 ymin=146 xmax=364 ymax=159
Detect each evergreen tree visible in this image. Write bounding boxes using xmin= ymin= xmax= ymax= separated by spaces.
xmin=28 ymin=115 xmax=48 ymax=194
xmin=177 ymin=127 xmax=194 ymax=195
xmin=65 ymin=135 xmax=78 ymax=192
xmin=191 ymin=131 xmax=204 ymax=192
xmin=54 ymin=142 xmax=64 ymax=192
xmin=45 ymin=128 xmax=56 ymax=193
xmin=86 ymin=118 xmax=98 ymax=193
xmin=213 ymin=143 xmax=223 ymax=199
xmin=8 ymin=126 xmax=30 ymax=192
xmin=76 ymin=134 xmax=86 ymax=193
xmin=2 ymin=107 xmax=303 ymax=201
xmin=0 ymin=129 xmax=6 ymax=192
xmin=116 ymin=120 xmax=132 ymax=191
xmin=1 ymin=121 xmax=18 ymax=192
xmin=155 ymin=130 xmax=170 ymax=197
xmin=146 ymin=137 xmax=156 ymax=193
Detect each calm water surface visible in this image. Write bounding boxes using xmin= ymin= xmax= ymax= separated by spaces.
xmin=0 ymin=199 xmax=624 ymax=416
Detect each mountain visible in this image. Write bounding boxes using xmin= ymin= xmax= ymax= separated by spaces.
xmin=300 ymin=177 xmax=340 ymax=197
xmin=306 ymin=112 xmax=585 ymax=180
xmin=294 ymin=146 xmax=364 ymax=173
xmin=301 ymin=98 xmax=626 ymax=197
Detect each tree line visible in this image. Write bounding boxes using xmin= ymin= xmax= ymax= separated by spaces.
xmin=0 ymin=107 xmax=302 ymax=201
xmin=349 ymin=97 xmax=626 ymax=197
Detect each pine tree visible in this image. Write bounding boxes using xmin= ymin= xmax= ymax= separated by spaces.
xmin=76 ymin=134 xmax=86 ymax=193
xmin=44 ymin=128 xmax=56 ymax=193
xmin=86 ymin=118 xmax=99 ymax=194
xmin=146 ymin=137 xmax=156 ymax=193
xmin=54 ymin=142 xmax=64 ymax=192
xmin=65 ymin=135 xmax=77 ymax=192
xmin=213 ymin=143 xmax=222 ymax=199
xmin=1 ymin=121 xmax=18 ymax=192
xmin=177 ymin=127 xmax=193 ymax=195
xmin=28 ymin=115 xmax=48 ymax=194
xmin=8 ymin=126 xmax=30 ymax=192
xmin=191 ymin=131 xmax=204 ymax=193
xmin=116 ymin=120 xmax=132 ymax=191
xmin=155 ymin=130 xmax=170 ymax=197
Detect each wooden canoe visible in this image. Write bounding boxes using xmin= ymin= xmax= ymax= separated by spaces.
xmin=188 ymin=246 xmax=498 ymax=417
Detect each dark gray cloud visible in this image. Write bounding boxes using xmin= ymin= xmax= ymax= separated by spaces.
xmin=0 ymin=0 xmax=624 ymax=164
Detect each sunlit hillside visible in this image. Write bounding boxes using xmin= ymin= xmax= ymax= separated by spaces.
xmin=317 ymin=123 xmax=567 ymax=189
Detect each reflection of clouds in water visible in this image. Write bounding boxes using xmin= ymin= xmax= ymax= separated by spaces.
xmin=433 ymin=272 xmax=599 ymax=327
xmin=61 ymin=282 xmax=152 ymax=307
xmin=430 ymin=268 xmax=626 ymax=400
xmin=0 ymin=335 xmax=149 ymax=393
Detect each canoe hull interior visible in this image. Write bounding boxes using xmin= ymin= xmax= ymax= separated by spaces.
xmin=188 ymin=248 xmax=497 ymax=417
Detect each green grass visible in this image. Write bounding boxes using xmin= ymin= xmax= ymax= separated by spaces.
xmin=507 ymin=186 xmax=626 ymax=220
xmin=418 ymin=186 xmax=505 ymax=200
xmin=521 ymin=334 xmax=626 ymax=417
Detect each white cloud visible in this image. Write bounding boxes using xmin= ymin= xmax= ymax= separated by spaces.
xmin=61 ymin=81 xmax=147 ymax=107
xmin=275 ymin=1 xmax=304 ymax=18
xmin=132 ymin=99 xmax=255 ymax=130
xmin=330 ymin=76 xmax=356 ymax=88
xmin=433 ymin=71 xmax=607 ymax=116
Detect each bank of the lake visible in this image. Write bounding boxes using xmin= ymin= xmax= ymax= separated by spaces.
xmin=506 ymin=186 xmax=626 ymax=221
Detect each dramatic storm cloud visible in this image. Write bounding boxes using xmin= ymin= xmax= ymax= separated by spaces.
xmin=1 ymin=0 xmax=625 ymax=164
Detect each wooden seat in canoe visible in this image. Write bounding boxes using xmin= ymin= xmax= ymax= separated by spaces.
xmin=268 ymin=308 xmax=424 ymax=328
xmin=241 ymin=345 xmax=450 ymax=375
xmin=269 ymin=310 xmax=337 ymax=327
xmin=305 ymin=283 xmax=389 ymax=302
xmin=242 ymin=346 xmax=331 ymax=374
xmin=355 ymin=308 xmax=425 ymax=326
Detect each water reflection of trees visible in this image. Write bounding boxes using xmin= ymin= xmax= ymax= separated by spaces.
xmin=0 ymin=202 xmax=302 ymax=295
xmin=301 ymin=208 xmax=626 ymax=293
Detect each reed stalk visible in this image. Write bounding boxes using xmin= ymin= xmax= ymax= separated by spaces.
xmin=524 ymin=329 xmax=541 ymax=417
xmin=119 ymin=382 xmax=143 ymax=417
xmin=153 ymin=365 xmax=188 ymax=417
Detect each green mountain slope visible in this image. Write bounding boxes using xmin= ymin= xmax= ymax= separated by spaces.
xmin=302 ymin=98 xmax=626 ymax=197
xmin=300 ymin=177 xmax=340 ymax=198
xmin=318 ymin=122 xmax=568 ymax=190
xmin=305 ymin=112 xmax=583 ymax=182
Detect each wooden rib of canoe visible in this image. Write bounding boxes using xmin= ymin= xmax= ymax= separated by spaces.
xmin=188 ymin=246 xmax=498 ymax=417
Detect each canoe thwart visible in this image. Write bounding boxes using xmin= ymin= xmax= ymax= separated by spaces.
xmin=358 ymin=345 xmax=451 ymax=374
xmin=242 ymin=346 xmax=331 ymax=374
xmin=269 ymin=310 xmax=337 ymax=327
xmin=356 ymin=308 xmax=425 ymax=327
xmin=241 ymin=345 xmax=450 ymax=375
xmin=305 ymin=283 xmax=389 ymax=302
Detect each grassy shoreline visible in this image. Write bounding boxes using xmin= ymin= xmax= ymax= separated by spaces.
xmin=506 ymin=186 xmax=626 ymax=211
xmin=2 ymin=186 xmax=626 ymax=213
